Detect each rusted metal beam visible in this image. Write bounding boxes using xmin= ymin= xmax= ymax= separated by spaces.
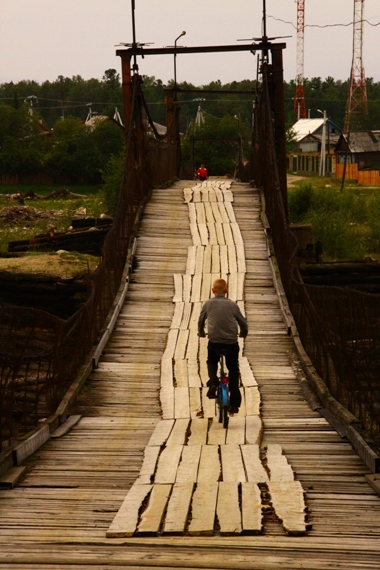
xmin=116 ymin=42 xmax=286 ymax=58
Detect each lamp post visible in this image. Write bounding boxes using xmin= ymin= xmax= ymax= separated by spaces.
xmin=317 ymin=109 xmax=327 ymax=176
xmin=174 ymin=31 xmax=186 ymax=99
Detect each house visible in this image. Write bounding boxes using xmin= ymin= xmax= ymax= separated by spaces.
xmin=335 ymin=131 xmax=380 ymax=186
xmin=290 ymin=117 xmax=342 ymax=175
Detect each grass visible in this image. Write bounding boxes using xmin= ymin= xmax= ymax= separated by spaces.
xmin=287 ymin=176 xmax=380 ymax=262
xmin=0 ymin=183 xmax=107 ymax=254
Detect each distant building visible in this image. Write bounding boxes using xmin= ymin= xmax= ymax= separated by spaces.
xmin=335 ymin=131 xmax=380 ymax=186
xmin=290 ymin=117 xmax=342 ymax=175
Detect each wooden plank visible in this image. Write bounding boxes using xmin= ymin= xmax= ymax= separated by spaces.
xmin=211 ymin=245 xmax=220 ymax=273
xmin=174 ymin=359 xmax=188 ymax=387
xmin=188 ymin=482 xmax=218 ymax=536
xmin=208 ymin=417 xmax=227 ymax=445
xmin=201 ymin=273 xmax=212 ymax=301
xmin=174 ymin=329 xmax=189 ymax=361
xmin=240 ymin=444 xmax=268 ymax=483
xmin=174 ymin=387 xmax=190 ymax=419
xmin=190 ymin=223 xmax=201 ymax=245
xmin=236 ymin=243 xmax=246 ymax=273
xmin=163 ymin=482 xmax=194 ymax=534
xmin=231 ymin=222 xmax=243 ymax=244
xmin=147 ymin=420 xmax=175 ymax=447
xmin=189 ymin=387 xmax=202 ymax=418
xmin=228 ymin=272 xmax=238 ymax=301
xmin=211 ymin=201 xmax=223 ymax=223
xmin=185 ymin=330 xmax=199 ymax=361
xmin=183 ymin=274 xmax=192 ymax=302
xmin=13 ymin=425 xmax=50 ymax=466
xmin=241 ymin=482 xmax=263 ymax=534
xmin=237 ymin=272 xmax=245 ymax=301
xmin=218 ymin=202 xmax=230 ymax=222
xmin=197 ymin=445 xmax=220 ymax=482
xmin=225 ymin=416 xmax=246 ymax=445
xmin=204 ymin=202 xmax=215 ymax=224
xmin=188 ymin=418 xmax=208 ymax=445
xmin=267 ymin=481 xmax=307 ymax=535
xmin=198 ymin=223 xmax=209 ymax=246
xmin=170 ymin=302 xmax=184 ymax=330
xmin=160 ymin=386 xmax=175 ymax=420
xmin=166 ymin=419 xmax=189 ymax=447
xmin=180 ymin=302 xmax=192 ymax=330
xmin=162 ymin=329 xmax=179 ymax=360
xmin=154 ymin=445 xmax=183 ymax=484
xmin=137 ymin=484 xmax=172 ymax=535
xmin=202 ymin=245 xmax=212 ymax=273
xmin=227 ymin=244 xmax=238 ymax=274
xmin=187 ymin=359 xmax=201 ymax=388
xmin=208 ymin=223 xmax=218 ymax=245
xmin=0 ymin=466 xmax=26 ymax=489
xmin=188 ymin=202 xmax=196 ymax=223
xmin=176 ymin=445 xmax=202 ymax=483
xmin=217 ymin=482 xmax=242 ymax=534
xmin=239 ymin=356 xmax=257 ymax=387
xmin=160 ymin=357 xmax=173 ymax=389
xmin=189 ymin=302 xmax=201 ymax=330
xmin=220 ymin=244 xmax=229 ymax=274
xmin=220 ymin=445 xmax=246 ymax=482
xmin=190 ymin=274 xmax=202 ymax=303
xmin=135 ymin=446 xmax=161 ymax=485
xmin=186 ymin=246 xmax=196 ymax=274
xmin=195 ymin=202 xmax=206 ymax=224
xmin=201 ymin=387 xmax=217 ymax=418
xmin=244 ymin=387 xmax=261 ymax=415
xmin=183 ymin=187 xmax=193 ymax=203
xmin=51 ymin=415 xmax=81 ymax=439
xmin=195 ymin=246 xmax=205 ymax=274
xmin=173 ymin=274 xmax=183 ymax=303
xmin=106 ymin=484 xmax=152 ymax=537
xmin=266 ymin=444 xmax=295 ymax=482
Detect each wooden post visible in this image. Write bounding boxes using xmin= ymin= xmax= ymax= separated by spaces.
xmin=119 ymin=53 xmax=133 ymax=132
xmin=270 ymin=46 xmax=288 ymax=219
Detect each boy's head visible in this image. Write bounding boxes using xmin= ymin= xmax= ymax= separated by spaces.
xmin=212 ymin=278 xmax=228 ymax=296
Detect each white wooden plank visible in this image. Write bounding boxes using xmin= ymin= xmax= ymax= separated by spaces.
xmin=180 ymin=302 xmax=192 ymax=330
xmin=135 ymin=446 xmax=161 ymax=485
xmin=175 ymin=445 xmax=202 ymax=483
xmin=240 ymin=444 xmax=268 ymax=483
xmin=192 ymin=187 xmax=201 ymax=203
xmin=106 ymin=484 xmax=153 ymax=537
xmin=202 ymin=245 xmax=212 ymax=273
xmin=231 ymin=222 xmax=243 ymax=244
xmin=220 ymin=445 xmax=246 ymax=482
xmin=211 ymin=245 xmax=220 ymax=274
xmin=162 ymin=329 xmax=179 ymax=360
xmin=241 ymin=482 xmax=263 ymax=534
xmin=237 ymin=272 xmax=245 ymax=301
xmin=197 ymin=445 xmax=220 ymax=482
xmin=160 ymin=357 xmax=173 ymax=389
xmin=190 ymin=274 xmax=202 ymax=303
xmin=215 ymin=223 xmax=225 ymax=245
xmin=188 ymin=202 xmax=196 ymax=223
xmin=204 ymin=201 xmax=215 ymax=223
xmin=186 ymin=246 xmax=197 ymax=275
xmin=239 ymin=356 xmax=257 ymax=387
xmin=189 ymin=386 xmax=202 ymax=418
xmin=188 ymin=483 xmax=218 ymax=536
xmin=245 ymin=415 xmax=263 ymax=445
xmin=220 ymin=244 xmax=229 ymax=274
xmin=174 ymin=329 xmax=189 ymax=361
xmin=201 ymin=273 xmax=212 ymax=301
xmin=190 ymin=223 xmax=201 ymax=245
xmin=183 ymin=187 xmax=193 ymax=203
xmin=187 ymin=359 xmax=202 ymax=387
xmin=155 ymin=445 xmax=183 ymax=484
xmin=201 ymin=387 xmax=217 ymax=418
xmin=208 ymin=417 xmax=226 ymax=445
xmin=195 ymin=246 xmax=205 ymax=274
xmin=173 ymin=274 xmax=183 ymax=303
xmin=267 ymin=481 xmax=307 ymax=535
xmin=160 ymin=386 xmax=175 ymax=420
xmin=163 ymin=482 xmax=194 ymax=534
xmin=174 ymin=387 xmax=190 ymax=419
xmin=183 ymin=274 xmax=192 ymax=302
xmin=188 ymin=418 xmax=208 ymax=445
xmin=170 ymin=302 xmax=184 ymax=330
xmin=147 ymin=419 xmax=175 ymax=447
xmin=211 ymin=201 xmax=223 ymax=223
xmin=266 ymin=444 xmax=295 ymax=482
xmin=189 ymin=302 xmax=202 ymax=330
xmin=208 ymin=223 xmax=218 ymax=245
xmin=195 ymin=202 xmax=206 ymax=224
xmin=228 ymin=272 xmax=238 ymax=301
xmin=236 ymin=243 xmax=246 ymax=273
xmin=228 ymin=244 xmax=238 ymax=274
xmin=185 ymin=329 xmax=199 ymax=361
xmin=224 ymin=201 xmax=236 ymax=222
xmin=198 ymin=223 xmax=209 ymax=246
xmin=217 ymin=482 xmax=242 ymax=534
xmin=137 ymin=484 xmax=172 ymax=535
xmin=174 ymin=359 xmax=188 ymax=387
xmin=218 ymin=202 xmax=230 ymax=222
xmin=166 ymin=418 xmax=190 ymax=447
xmin=244 ymin=387 xmax=261 ymax=416
xmin=225 ymin=416 xmax=246 ymax=445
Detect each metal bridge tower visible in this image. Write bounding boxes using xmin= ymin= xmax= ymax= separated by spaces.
xmin=344 ymin=0 xmax=368 ymax=131
xmin=293 ymin=0 xmax=306 ymax=119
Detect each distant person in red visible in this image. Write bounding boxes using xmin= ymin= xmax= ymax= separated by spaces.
xmin=196 ymin=163 xmax=209 ymax=181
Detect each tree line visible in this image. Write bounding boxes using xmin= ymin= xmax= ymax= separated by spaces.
xmin=1 ymin=71 xmax=379 ymax=181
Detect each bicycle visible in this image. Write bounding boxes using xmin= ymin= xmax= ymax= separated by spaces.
xmin=217 ymin=355 xmax=230 ymax=429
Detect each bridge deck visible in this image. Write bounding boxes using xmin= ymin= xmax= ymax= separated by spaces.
xmin=0 ymin=181 xmax=379 ymax=568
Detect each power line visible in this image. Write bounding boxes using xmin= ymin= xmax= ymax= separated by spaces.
xmin=268 ymin=15 xmax=380 ymax=29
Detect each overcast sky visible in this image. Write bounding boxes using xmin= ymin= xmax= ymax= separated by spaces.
xmin=1 ymin=0 xmax=379 ymax=86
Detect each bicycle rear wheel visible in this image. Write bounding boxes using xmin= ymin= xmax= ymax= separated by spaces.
xmin=223 ymin=406 xmax=229 ymax=429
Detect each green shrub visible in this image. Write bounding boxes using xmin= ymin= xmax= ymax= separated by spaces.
xmin=288 ymin=183 xmax=314 ymax=223
xmin=99 ymin=151 xmax=125 ymax=215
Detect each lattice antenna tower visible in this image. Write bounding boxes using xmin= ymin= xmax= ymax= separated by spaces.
xmin=293 ymin=0 xmax=307 ymax=119
xmin=344 ymin=0 xmax=368 ymax=131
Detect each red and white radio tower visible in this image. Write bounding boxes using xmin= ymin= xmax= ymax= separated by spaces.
xmin=344 ymin=0 xmax=368 ymax=131
xmin=294 ymin=0 xmax=307 ymax=119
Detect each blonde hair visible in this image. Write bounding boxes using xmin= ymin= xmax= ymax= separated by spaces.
xmin=212 ymin=278 xmax=228 ymax=294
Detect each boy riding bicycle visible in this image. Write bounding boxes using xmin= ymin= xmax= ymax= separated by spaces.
xmin=198 ymin=278 xmax=248 ymax=414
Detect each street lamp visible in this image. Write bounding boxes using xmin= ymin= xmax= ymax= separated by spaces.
xmin=174 ymin=31 xmax=186 ymax=99
xmin=317 ymin=109 xmax=327 ymax=176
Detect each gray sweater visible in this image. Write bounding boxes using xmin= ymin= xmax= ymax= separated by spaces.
xmin=198 ymin=294 xmax=248 ymax=344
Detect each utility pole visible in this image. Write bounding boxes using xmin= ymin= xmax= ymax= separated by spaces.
xmin=294 ymin=0 xmax=306 ymax=119
xmin=318 ymin=109 xmax=327 ymax=176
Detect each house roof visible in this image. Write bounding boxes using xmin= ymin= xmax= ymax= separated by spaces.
xmin=338 ymin=131 xmax=380 ymax=153
xmin=292 ymin=118 xmax=325 ymax=142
